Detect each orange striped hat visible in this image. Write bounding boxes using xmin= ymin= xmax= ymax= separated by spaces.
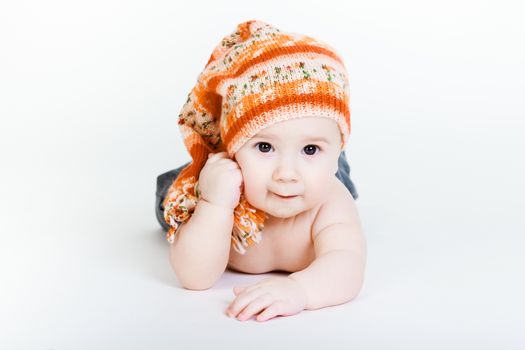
xmin=163 ymin=20 xmax=351 ymax=254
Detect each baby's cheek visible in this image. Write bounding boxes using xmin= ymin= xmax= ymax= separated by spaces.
xmin=245 ymin=181 xmax=270 ymax=209
xmin=240 ymin=178 xmax=259 ymax=199
xmin=304 ymin=183 xmax=329 ymax=205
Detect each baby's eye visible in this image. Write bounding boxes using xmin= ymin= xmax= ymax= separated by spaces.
xmin=303 ymin=144 xmax=320 ymax=156
xmin=257 ymin=142 xmax=272 ymax=153
xmin=255 ymin=142 xmax=320 ymax=155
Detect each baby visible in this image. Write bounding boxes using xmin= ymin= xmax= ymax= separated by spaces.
xmin=155 ymin=20 xmax=366 ymax=322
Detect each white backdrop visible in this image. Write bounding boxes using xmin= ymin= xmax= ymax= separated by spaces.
xmin=1 ymin=0 xmax=524 ymax=349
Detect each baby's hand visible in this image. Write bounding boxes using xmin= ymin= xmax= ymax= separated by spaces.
xmin=198 ymin=151 xmax=243 ymax=210
xmin=225 ymin=276 xmax=308 ymax=322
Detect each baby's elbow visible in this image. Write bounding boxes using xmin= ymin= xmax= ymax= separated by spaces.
xmin=168 ymin=249 xmax=220 ymax=290
xmin=180 ymin=280 xmax=215 ymax=291
xmin=170 ymin=260 xmax=219 ymax=291
xmin=348 ymin=271 xmax=366 ymax=301
xmin=171 ymin=265 xmax=218 ymax=290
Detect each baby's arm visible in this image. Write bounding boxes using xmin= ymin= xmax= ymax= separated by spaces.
xmin=169 ymin=152 xmax=242 ymax=290
xmin=289 ymin=195 xmax=367 ymax=310
xmin=169 ymin=200 xmax=234 ymax=290
xmin=225 ymin=193 xmax=366 ymax=321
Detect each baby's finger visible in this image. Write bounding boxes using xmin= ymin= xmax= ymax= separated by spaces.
xmin=210 ymin=151 xmax=227 ymax=157
xmin=226 ymin=289 xmax=264 ymax=318
xmin=225 ymin=160 xmax=240 ymax=169
xmin=237 ymin=293 xmax=274 ymax=321
xmin=256 ymin=301 xmax=284 ymax=322
xmin=233 ymin=286 xmax=247 ymax=295
xmin=206 ymin=153 xmax=224 ymax=163
xmin=208 ymin=153 xmax=232 ymax=163
xmin=234 ymin=283 xmax=257 ymax=295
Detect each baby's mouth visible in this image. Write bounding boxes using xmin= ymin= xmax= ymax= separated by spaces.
xmin=272 ymin=192 xmax=298 ymax=199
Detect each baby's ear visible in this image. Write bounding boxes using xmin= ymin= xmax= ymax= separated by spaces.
xmin=333 ymin=150 xmax=342 ymax=174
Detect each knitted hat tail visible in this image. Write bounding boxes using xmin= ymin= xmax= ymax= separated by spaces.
xmin=162 ymin=22 xmax=268 ymax=250
xmin=161 ymin=84 xmax=219 ymax=244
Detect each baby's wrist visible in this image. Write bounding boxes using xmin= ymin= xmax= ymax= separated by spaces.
xmin=199 ymin=197 xmax=236 ymax=212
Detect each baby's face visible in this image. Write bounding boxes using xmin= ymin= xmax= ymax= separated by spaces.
xmin=234 ymin=116 xmax=342 ymax=220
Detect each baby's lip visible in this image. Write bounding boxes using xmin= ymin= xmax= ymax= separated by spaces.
xmin=273 ymin=192 xmax=298 ymax=198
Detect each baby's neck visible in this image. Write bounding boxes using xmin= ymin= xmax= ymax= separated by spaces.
xmin=264 ymin=213 xmax=293 ymax=226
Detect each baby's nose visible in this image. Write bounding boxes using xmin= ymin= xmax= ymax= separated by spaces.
xmin=273 ymin=162 xmax=299 ymax=182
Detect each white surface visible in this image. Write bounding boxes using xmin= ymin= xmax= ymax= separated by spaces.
xmin=1 ymin=0 xmax=524 ymax=349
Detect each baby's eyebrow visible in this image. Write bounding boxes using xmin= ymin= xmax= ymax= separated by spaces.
xmin=301 ymin=136 xmax=330 ymax=143
xmin=253 ymin=134 xmax=330 ymax=143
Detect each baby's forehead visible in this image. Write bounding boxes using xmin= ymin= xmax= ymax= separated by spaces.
xmin=252 ymin=117 xmax=340 ymax=140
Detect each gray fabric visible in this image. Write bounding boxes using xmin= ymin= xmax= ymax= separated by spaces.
xmin=155 ymin=150 xmax=358 ymax=232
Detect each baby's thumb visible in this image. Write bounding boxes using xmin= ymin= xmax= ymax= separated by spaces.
xmin=233 ymin=286 xmax=246 ymax=295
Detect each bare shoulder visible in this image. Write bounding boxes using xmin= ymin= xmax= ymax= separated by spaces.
xmin=310 ymin=177 xmax=366 ymax=256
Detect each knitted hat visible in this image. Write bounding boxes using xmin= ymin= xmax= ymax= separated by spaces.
xmin=163 ymin=20 xmax=351 ymax=254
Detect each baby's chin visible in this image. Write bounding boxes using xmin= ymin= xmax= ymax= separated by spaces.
xmin=264 ymin=210 xmax=299 ymax=220
xmin=246 ymin=196 xmax=312 ymax=220
xmin=269 ymin=203 xmax=304 ymax=217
